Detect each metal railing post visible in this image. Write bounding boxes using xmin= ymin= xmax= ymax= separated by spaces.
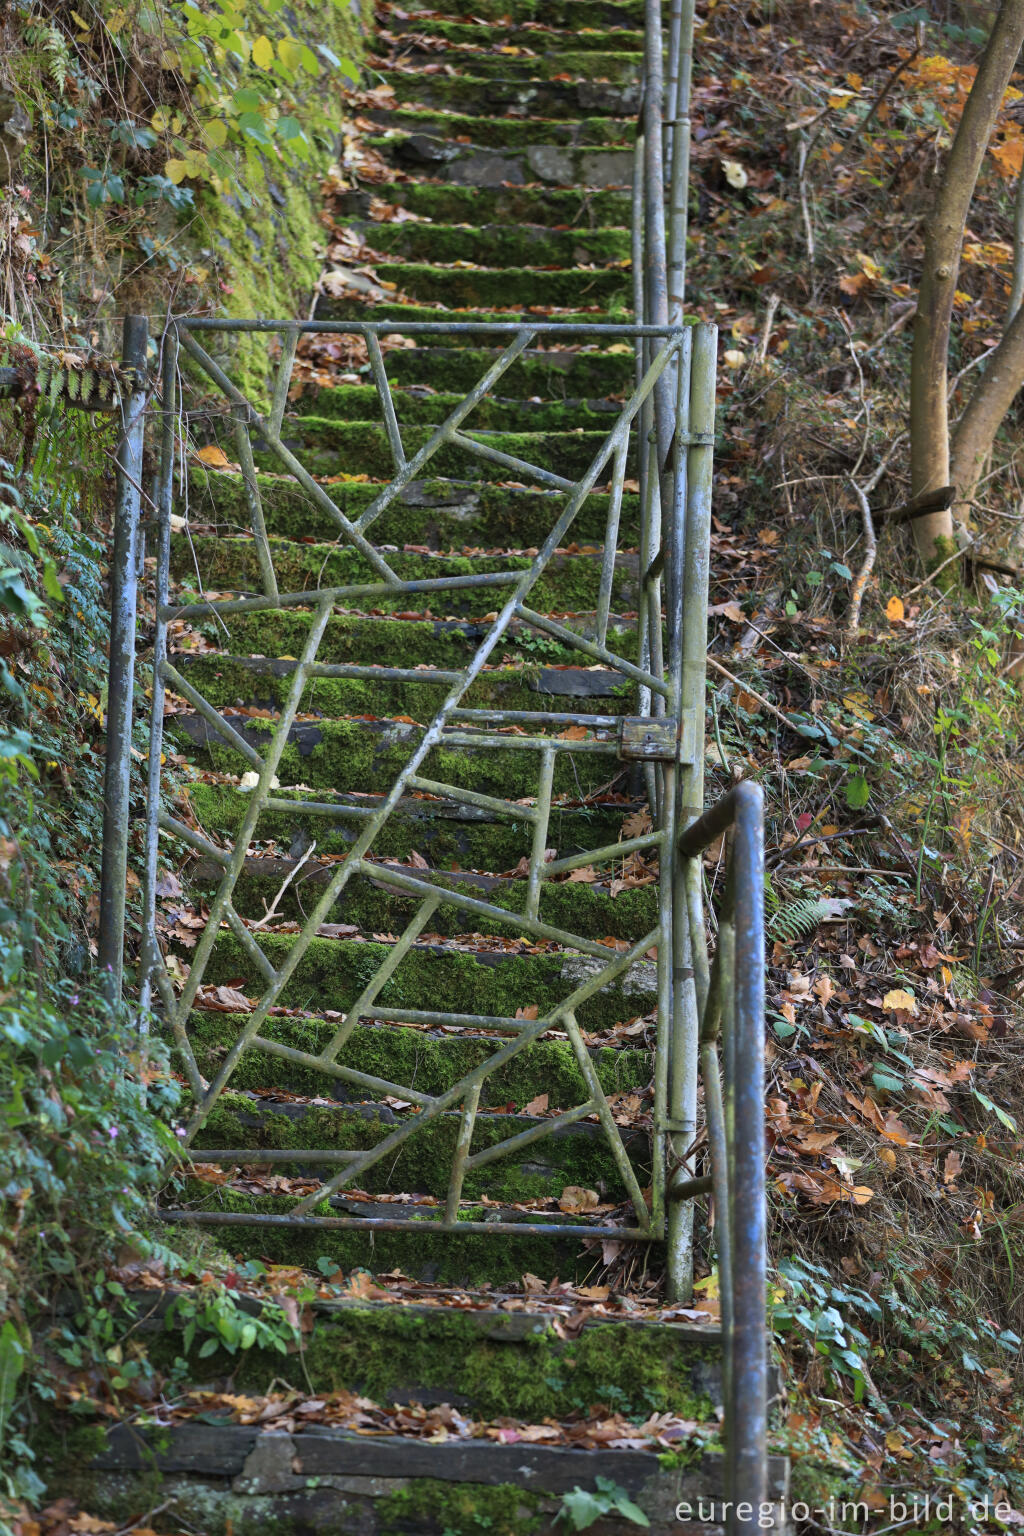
xmin=98 ymin=313 xmax=149 ymax=1004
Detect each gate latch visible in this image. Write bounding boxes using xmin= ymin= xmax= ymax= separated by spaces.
xmin=618 ymin=711 xmax=698 ymax=764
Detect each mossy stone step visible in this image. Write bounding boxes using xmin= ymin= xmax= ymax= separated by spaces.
xmin=79 ymin=1420 xmax=790 ymax=1535
xmin=171 ymin=541 xmax=639 ymax=615
xmin=181 ymin=783 xmax=633 ymax=868
xmin=414 ymin=0 xmax=644 ymax=26
xmin=375 ymin=47 xmax=643 ymax=83
xmin=262 ymin=419 xmax=620 ymax=482
xmin=349 ymin=219 xmax=631 ymax=268
xmin=364 ymin=258 xmax=630 ymax=307
xmin=337 ymin=180 xmax=631 ymax=225
xmin=290 ymin=383 xmax=626 ymax=432
xmin=383 ymin=19 xmax=645 ymax=50
xmin=369 ymin=137 xmax=634 ymax=191
xmin=179 ymin=610 xmax=639 ymax=673
xmin=366 ymin=108 xmax=633 ymax=148
xmin=186 ymin=470 xmax=640 ymax=547
xmin=170 ymin=710 xmax=636 ymax=799
xmin=189 ymin=1093 xmax=650 ymax=1205
xmin=314 ymin=297 xmax=633 ymax=328
xmin=182 ymin=1009 xmax=651 ymax=1107
xmin=377 ymin=69 xmax=640 ymax=118
xmin=377 ymin=344 xmax=637 ymax=398
xmin=196 ymin=856 xmax=659 ymax=942
xmin=152 ymin=1292 xmax=719 ymax=1421
xmin=196 ymin=931 xmax=658 ymax=1032
xmin=174 ymin=654 xmax=634 ymax=726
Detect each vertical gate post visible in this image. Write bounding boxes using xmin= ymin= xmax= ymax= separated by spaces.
xmin=98 ymin=313 xmax=149 ymax=1004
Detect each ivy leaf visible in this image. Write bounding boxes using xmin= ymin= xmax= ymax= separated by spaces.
xmin=42 ymin=560 xmax=64 ymax=604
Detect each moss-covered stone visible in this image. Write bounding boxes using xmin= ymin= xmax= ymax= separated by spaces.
xmin=168 ymin=712 xmax=629 ymax=798
xmin=182 ymin=782 xmax=630 ymax=867
xmin=367 ymin=108 xmax=632 ymax=148
xmin=380 ymin=344 xmax=636 ymax=398
xmin=288 ymin=384 xmax=624 ymax=433
xmin=181 ymin=1010 xmax=651 ymax=1105
xmin=386 ymin=19 xmax=644 ymax=50
xmin=256 ymin=420 xmax=620 ymax=483
xmin=171 ymin=540 xmax=637 ymax=616
xmin=336 ymin=181 xmax=632 ymax=224
xmin=376 ymin=1479 xmax=546 ymax=1536
xmin=382 ymin=46 xmax=642 ymax=83
xmin=184 ymin=468 xmax=641 ymax=547
xmin=377 ymin=70 xmax=639 ymax=118
xmin=210 ymin=859 xmax=659 ymax=942
xmin=194 ymin=931 xmax=659 ymax=1032
xmin=163 ymin=1187 xmax=616 ymax=1282
xmin=353 ymin=220 xmax=631 ymax=267
xmin=418 ymin=0 xmax=642 ymax=20
xmin=192 ymin=1092 xmax=649 ymax=1203
xmin=172 ymin=1301 xmax=715 ymax=1422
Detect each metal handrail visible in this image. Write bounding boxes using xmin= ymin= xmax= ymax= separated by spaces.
xmin=678 ymin=783 xmax=768 ymax=1530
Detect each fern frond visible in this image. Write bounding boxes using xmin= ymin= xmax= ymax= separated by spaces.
xmin=769 ymin=896 xmax=836 ymax=944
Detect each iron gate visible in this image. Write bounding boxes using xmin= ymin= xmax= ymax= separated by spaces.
xmin=140 ymin=315 xmax=716 ymax=1286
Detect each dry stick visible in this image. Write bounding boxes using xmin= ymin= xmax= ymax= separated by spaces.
xmin=757 ymin=292 xmax=781 ymax=364
xmin=831 ymin=37 xmax=923 ymax=174
xmin=797 ymin=135 xmax=815 ymax=263
xmin=707 ymin=655 xmax=808 ymax=736
xmin=845 ymin=477 xmax=876 ymax=637
xmin=249 ymin=839 xmax=317 ymax=930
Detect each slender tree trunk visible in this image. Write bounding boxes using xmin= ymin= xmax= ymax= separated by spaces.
xmin=950 ymin=301 xmax=1024 ymax=492
xmin=909 ymin=0 xmax=1024 ymax=562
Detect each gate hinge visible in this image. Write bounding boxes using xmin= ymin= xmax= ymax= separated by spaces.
xmin=618 ymin=710 xmax=698 ymax=764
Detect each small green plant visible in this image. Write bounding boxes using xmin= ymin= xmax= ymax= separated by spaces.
xmin=556 ymin=1477 xmax=650 ymax=1531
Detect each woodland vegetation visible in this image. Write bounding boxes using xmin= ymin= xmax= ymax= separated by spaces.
xmin=2 ymin=0 xmax=1024 ymax=1531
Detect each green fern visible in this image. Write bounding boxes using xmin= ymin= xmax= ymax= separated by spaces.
xmin=768 ymin=896 xmax=837 ymax=944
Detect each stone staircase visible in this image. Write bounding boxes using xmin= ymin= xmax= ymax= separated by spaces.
xmin=52 ymin=1 xmax=785 ymax=1530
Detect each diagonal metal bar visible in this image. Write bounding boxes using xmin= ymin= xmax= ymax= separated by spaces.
xmin=543 ymin=830 xmax=666 ymax=880
xmin=161 ymin=570 xmax=522 ymax=622
xmin=268 ymin=325 xmax=300 ymax=439
xmin=525 ymin=747 xmax=555 ymax=923
xmin=354 ymin=329 xmax=536 ymax=534
xmin=319 ymin=892 xmax=443 ymax=1062
xmin=160 ymin=661 xmax=264 ymax=769
xmin=449 ymin=431 xmax=577 ymax=493
xmin=465 ymin=1100 xmax=598 ymax=1172
xmin=366 ymin=332 xmax=406 ymax=471
xmin=171 ymin=598 xmax=335 ymax=1050
xmin=562 ymin=1010 xmax=652 ymax=1231
xmin=445 ymin=1082 xmax=481 ymax=1226
xmin=407 ymin=775 xmax=539 ymax=822
xmin=224 ymin=903 xmax=278 ymax=983
xmin=284 ymin=928 xmax=660 ymax=1217
xmin=596 ymin=438 xmax=628 ymax=647
xmin=158 ymin=810 xmax=230 ymax=866
xmin=514 ymin=605 xmax=669 ymax=696
xmin=233 ymin=413 xmax=279 ymax=603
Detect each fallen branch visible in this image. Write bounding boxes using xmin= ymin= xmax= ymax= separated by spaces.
xmin=845 ymin=477 xmax=876 ymax=638
xmin=251 ymin=839 xmax=317 ymax=930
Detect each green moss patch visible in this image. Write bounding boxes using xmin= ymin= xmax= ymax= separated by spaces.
xmin=355 ymin=220 xmax=631 ymax=267
xmin=181 ymin=1010 xmax=651 ymax=1106
xmin=288 ymin=384 xmax=624 ymax=434
xmin=193 ymin=1092 xmax=649 ymax=1203
xmin=194 ymin=931 xmax=659 ymax=1033
xmin=368 ymin=109 xmax=632 ymax=148
xmin=184 ymin=468 xmax=640 ymax=547
xmin=182 ymin=782 xmax=629 ymax=867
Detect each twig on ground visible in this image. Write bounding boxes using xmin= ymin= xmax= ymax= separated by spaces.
xmin=251 ymin=840 xmax=317 ymax=930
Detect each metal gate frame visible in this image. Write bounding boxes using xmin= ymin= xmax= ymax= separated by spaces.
xmin=140 ymin=313 xmax=716 ymax=1269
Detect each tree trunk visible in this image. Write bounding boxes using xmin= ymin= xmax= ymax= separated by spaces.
xmin=950 ymin=301 xmax=1024 ymax=495
xmin=909 ymin=0 xmax=1024 ymax=563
